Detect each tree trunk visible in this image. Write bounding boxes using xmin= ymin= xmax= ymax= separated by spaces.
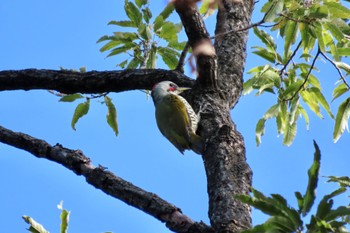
xmin=180 ymin=1 xmax=254 ymax=232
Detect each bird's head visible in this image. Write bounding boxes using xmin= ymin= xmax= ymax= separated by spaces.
xmin=151 ymin=81 xmax=191 ymax=104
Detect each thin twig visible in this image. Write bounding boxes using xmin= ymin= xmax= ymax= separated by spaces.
xmin=279 ymin=40 xmax=303 ymax=76
xmin=283 ymin=48 xmax=321 ymax=101
xmin=211 ymin=0 xmax=279 ymax=39
xmin=175 ymin=41 xmax=190 ymax=73
xmin=278 ymin=13 xmax=310 ymax=23
xmin=320 ymin=51 xmax=350 ymax=89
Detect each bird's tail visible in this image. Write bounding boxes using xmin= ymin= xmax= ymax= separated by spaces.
xmin=190 ymin=133 xmax=203 ymax=155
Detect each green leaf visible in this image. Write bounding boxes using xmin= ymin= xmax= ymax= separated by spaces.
xmin=153 ymin=15 xmax=164 ymax=32
xmin=158 ymin=47 xmax=179 ymax=69
xmin=263 ymin=104 xmax=279 ymax=120
xmin=116 ymin=59 xmax=129 ymax=69
xmin=302 ymin=140 xmax=321 ymax=216
xmin=142 ymin=7 xmax=152 ymax=23
xmin=253 ymin=27 xmax=277 ymax=51
xmin=313 ymin=22 xmax=326 ymax=52
xmin=325 ymin=206 xmax=350 ymax=222
xmin=324 ymin=2 xmax=350 ymax=18
xmin=125 ymin=0 xmax=142 ymax=27
xmin=256 ymin=118 xmax=266 ymax=146
xmin=167 ymin=40 xmax=187 ymax=51
xmin=295 ymin=191 xmax=304 ymax=213
xmin=127 ymin=57 xmax=141 ymax=69
xmin=135 ymin=0 xmax=147 ymax=8
xmin=71 ymin=99 xmax=90 ymax=130
xmin=106 ymin=43 xmax=137 ymax=58
xmin=300 ymin=89 xmax=323 ymax=118
xmin=326 ymin=176 xmax=350 ymax=188
xmin=284 ymin=21 xmax=298 ymax=58
xmin=58 ymin=202 xmax=70 ymax=233
xmin=316 ymin=187 xmax=347 ymax=219
xmin=108 ymin=20 xmax=136 ymax=28
xmin=298 ymin=105 xmax=310 ymax=130
xmin=252 ymin=47 xmax=276 ymax=63
xmin=325 ymin=21 xmax=344 ymax=42
xmin=199 ymin=0 xmax=217 ymax=18
xmin=281 ymin=80 xmax=303 ymax=99
xmin=333 ymin=97 xmax=350 ymax=142
xmin=283 ymin=120 xmax=297 ymax=146
xmin=337 ymin=47 xmax=350 ymax=57
xmin=159 ymin=3 xmax=174 ymax=20
xmin=332 ymin=83 xmax=349 ymax=102
xmin=158 ymin=21 xmax=179 ymax=42
xmin=138 ymin=23 xmax=152 ymax=41
xmin=335 ymin=61 xmax=350 ymax=74
xmin=22 ymin=216 xmax=49 ymax=233
xmin=147 ymin=44 xmax=157 ymax=69
xmin=262 ymin=1 xmax=284 ymax=23
xmin=105 ymin=96 xmax=119 ymax=137
xmin=309 ymin=87 xmax=334 ymax=119
xmin=59 ymin=94 xmax=84 ymax=102
xmin=243 ymin=78 xmax=254 ymax=95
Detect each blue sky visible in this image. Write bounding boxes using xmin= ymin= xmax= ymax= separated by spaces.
xmin=1 ymin=0 xmax=350 ymax=232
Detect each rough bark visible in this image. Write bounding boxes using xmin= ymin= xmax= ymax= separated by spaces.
xmin=0 ymin=69 xmax=194 ymax=93
xmin=0 ymin=125 xmax=213 ymax=233
xmin=175 ymin=1 xmax=254 ymax=232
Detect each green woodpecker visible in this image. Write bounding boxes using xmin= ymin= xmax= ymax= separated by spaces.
xmin=151 ymin=81 xmax=203 ymax=154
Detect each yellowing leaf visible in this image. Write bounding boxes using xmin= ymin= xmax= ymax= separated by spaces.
xmin=333 ymin=97 xmax=350 ymax=142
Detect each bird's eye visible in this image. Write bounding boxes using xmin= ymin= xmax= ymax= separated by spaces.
xmin=168 ymin=83 xmax=177 ymax=92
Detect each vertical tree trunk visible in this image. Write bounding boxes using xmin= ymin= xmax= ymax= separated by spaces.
xmin=196 ymin=1 xmax=254 ymax=232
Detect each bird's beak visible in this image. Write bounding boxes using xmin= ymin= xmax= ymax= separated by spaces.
xmin=176 ymin=87 xmax=191 ymax=93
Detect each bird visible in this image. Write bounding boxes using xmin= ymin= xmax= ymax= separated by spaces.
xmin=151 ymin=81 xmax=203 ymax=154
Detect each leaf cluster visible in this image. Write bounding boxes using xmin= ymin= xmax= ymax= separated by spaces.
xmin=237 ymin=141 xmax=350 ymax=233
xmin=97 ymin=0 xmax=186 ymax=69
xmin=23 ymin=202 xmax=111 ymax=233
xmin=245 ymin=0 xmax=350 ymax=145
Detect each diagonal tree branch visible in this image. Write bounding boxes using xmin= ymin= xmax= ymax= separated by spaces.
xmin=0 ymin=69 xmax=195 ymax=94
xmin=0 ymin=124 xmax=213 ymax=233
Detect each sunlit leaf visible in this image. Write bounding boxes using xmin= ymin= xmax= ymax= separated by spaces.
xmin=333 ymin=97 xmax=350 ymax=142
xmin=326 ymin=176 xmax=350 ymax=188
xmin=262 ymin=0 xmax=284 ymax=23
xmin=298 ymin=105 xmax=310 ymax=130
xmin=159 ymin=3 xmax=175 ymax=20
xmin=59 ymin=205 xmax=70 ymax=233
xmin=256 ymin=118 xmax=266 ymax=146
xmin=59 ymin=94 xmax=84 ymax=102
xmin=334 ymin=61 xmax=350 ymax=74
xmin=332 ymin=83 xmax=349 ymax=102
xmin=135 ymin=0 xmax=147 ymax=8
xmin=108 ymin=20 xmax=136 ymax=28
xmin=300 ymin=89 xmax=323 ymax=118
xmin=284 ymin=21 xmax=298 ymax=58
xmin=309 ymin=87 xmax=334 ymax=119
xmin=142 ymin=7 xmax=152 ymax=23
xmin=105 ymin=96 xmax=119 ymax=137
xmin=124 ymin=0 xmax=142 ymax=27
xmin=253 ymin=27 xmax=277 ymax=51
xmin=71 ymin=99 xmax=90 ymax=130
xmin=283 ymin=120 xmax=296 ymax=146
xmin=22 ymin=216 xmax=49 ymax=233
xmin=158 ymin=46 xmax=179 ymax=69
xmin=324 ymin=2 xmax=350 ymax=18
xmin=264 ymin=104 xmax=279 ymax=120
xmin=106 ymin=43 xmax=138 ymax=58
